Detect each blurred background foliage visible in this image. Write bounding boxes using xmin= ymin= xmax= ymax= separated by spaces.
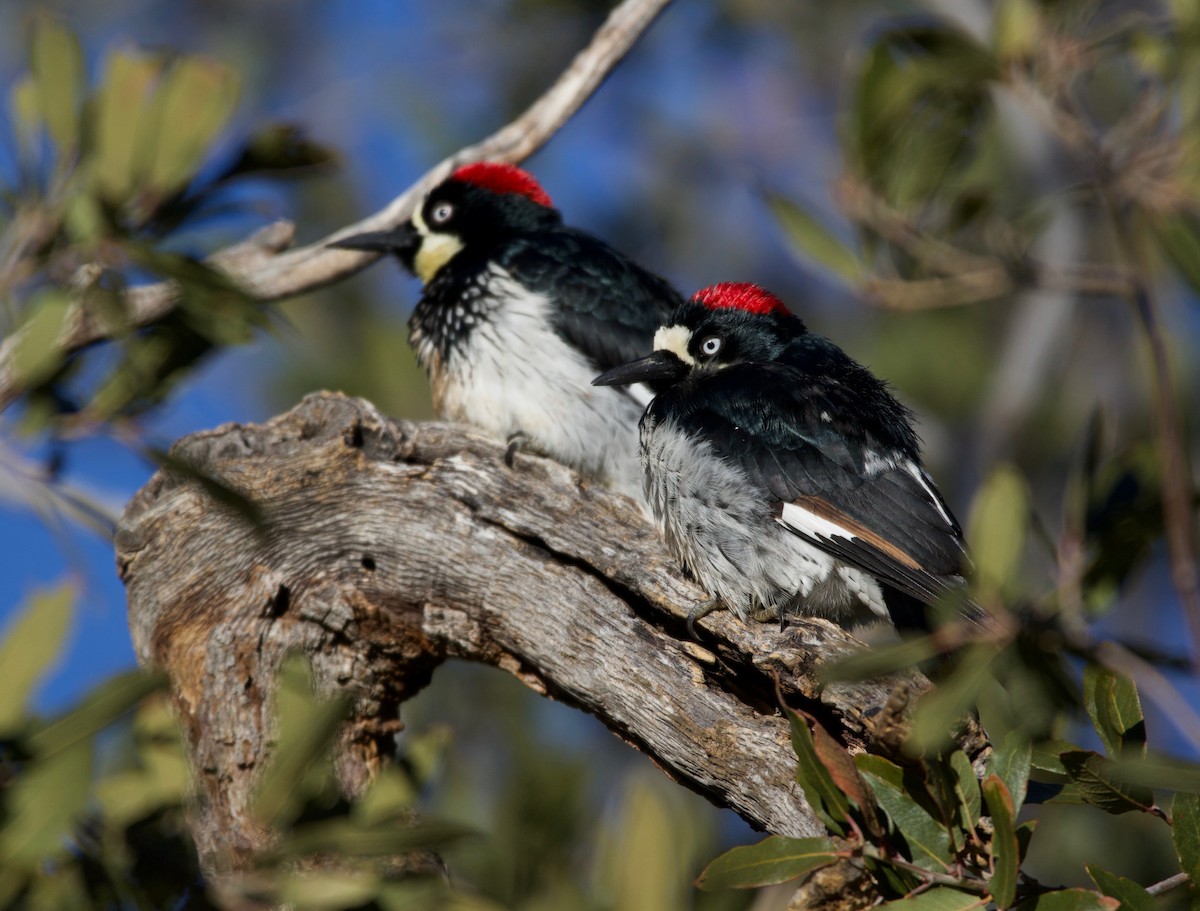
xmin=1 ymin=0 xmax=1200 ymax=908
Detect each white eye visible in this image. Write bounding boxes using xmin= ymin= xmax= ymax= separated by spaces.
xmin=431 ymin=202 xmax=454 ymax=225
xmin=699 ymin=336 xmax=722 ymax=357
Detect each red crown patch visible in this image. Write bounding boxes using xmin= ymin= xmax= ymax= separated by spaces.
xmin=692 ymin=282 xmax=790 ymax=316
xmin=452 ymin=162 xmax=553 ymax=208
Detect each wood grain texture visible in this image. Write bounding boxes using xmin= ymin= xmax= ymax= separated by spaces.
xmin=116 ymin=391 xmax=988 ymax=874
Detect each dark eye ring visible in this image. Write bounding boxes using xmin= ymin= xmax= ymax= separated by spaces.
xmin=431 ymin=202 xmax=454 ymax=225
xmin=699 ymin=336 xmax=722 ymax=357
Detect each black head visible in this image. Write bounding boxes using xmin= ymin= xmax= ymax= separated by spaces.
xmin=593 ymin=282 xmax=808 ymax=388
xmin=329 ymin=163 xmax=562 ymax=283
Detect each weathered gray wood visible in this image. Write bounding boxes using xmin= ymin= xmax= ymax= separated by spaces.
xmin=116 ymin=391 xmax=986 ymax=874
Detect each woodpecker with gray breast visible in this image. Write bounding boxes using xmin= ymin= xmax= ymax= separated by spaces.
xmin=331 ymin=162 xmax=683 ymax=500
xmin=593 ymin=282 xmax=969 ymax=631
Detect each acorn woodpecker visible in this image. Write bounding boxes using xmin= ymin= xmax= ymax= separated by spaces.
xmin=330 ymin=162 xmax=683 ymax=499
xmin=592 ymin=282 xmax=968 ymax=631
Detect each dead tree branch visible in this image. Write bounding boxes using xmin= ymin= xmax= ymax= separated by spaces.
xmin=0 ymin=0 xmax=673 ymax=414
xmin=115 ymin=392 xmax=989 ymax=875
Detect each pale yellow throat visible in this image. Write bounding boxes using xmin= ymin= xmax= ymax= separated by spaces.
xmin=412 ymin=208 xmax=464 ymax=283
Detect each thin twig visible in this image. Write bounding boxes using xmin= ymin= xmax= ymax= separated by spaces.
xmin=0 ymin=0 xmax=674 ymax=414
xmin=1146 ymin=872 xmax=1189 ymax=896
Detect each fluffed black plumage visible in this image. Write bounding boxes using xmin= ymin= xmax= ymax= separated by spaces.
xmin=594 ymin=282 xmax=969 ymax=631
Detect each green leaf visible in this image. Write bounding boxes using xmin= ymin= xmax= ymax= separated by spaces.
xmin=29 ymin=16 xmax=83 ymax=153
xmin=1016 ymin=820 xmax=1037 ymax=864
xmin=274 ymin=818 xmax=476 ymax=861
xmin=1030 ymin=739 xmax=1082 ymax=777
xmin=1153 ymin=212 xmax=1200 ymax=297
xmin=253 ymin=656 xmax=351 ymax=827
xmin=1085 ymin=865 xmax=1155 ymax=911
xmin=276 ymin=870 xmax=381 ymax=910
xmin=992 ymin=0 xmax=1043 ymax=61
xmin=1059 ymin=750 xmax=1155 ymax=815
xmin=1014 ymin=888 xmax=1119 ymax=911
xmin=949 ymin=749 xmax=981 ymax=834
xmin=982 ymin=775 xmax=1018 ymax=909
xmin=823 ymin=636 xmax=940 ymax=682
xmin=1082 ymin=665 xmax=1146 ymax=759
xmin=808 ymin=712 xmax=880 ymax=835
xmin=767 ymin=192 xmax=864 ymax=285
xmin=861 ymin=763 xmax=954 ymax=870
xmin=10 ymin=76 xmax=40 ymax=160
xmin=695 ymin=835 xmax=838 ymax=890
xmin=0 ymin=738 xmax=92 ymax=867
xmin=909 ymin=644 xmax=997 ymax=751
xmin=11 ymin=290 xmax=74 ymax=390
xmin=988 ymin=731 xmax=1033 ymax=814
xmin=145 ymin=56 xmax=240 ymax=194
xmin=92 ymin=49 xmax=160 ymax=202
xmin=787 ymin=709 xmax=850 ymax=836
xmin=881 ymin=887 xmax=985 ymax=911
xmin=0 ymin=583 xmax=74 ymax=735
xmin=967 ymin=465 xmax=1029 ymax=601
xmin=1173 ymin=792 xmax=1200 ymax=880
xmin=28 ymin=668 xmax=165 ymax=756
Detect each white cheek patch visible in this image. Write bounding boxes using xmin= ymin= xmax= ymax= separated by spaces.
xmin=412 ymin=207 xmax=464 ymax=283
xmin=653 ymin=325 xmax=695 ymax=365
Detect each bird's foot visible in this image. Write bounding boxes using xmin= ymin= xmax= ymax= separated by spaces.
xmin=687 ymin=597 xmax=724 ymax=639
xmin=504 ymin=431 xmax=528 ymax=469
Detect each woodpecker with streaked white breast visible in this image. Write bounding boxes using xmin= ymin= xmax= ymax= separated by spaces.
xmin=593 ymin=282 xmax=969 ymax=631
xmin=331 ymin=163 xmax=683 ymax=500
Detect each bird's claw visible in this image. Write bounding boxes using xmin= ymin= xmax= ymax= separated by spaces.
xmin=504 ymin=431 xmax=528 ymax=469
xmin=686 ymin=597 xmax=723 ymax=640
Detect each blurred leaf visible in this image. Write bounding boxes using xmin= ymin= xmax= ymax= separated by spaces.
xmin=10 ymin=76 xmax=40 ymax=160
xmin=982 ymin=775 xmax=1018 ymax=908
xmin=0 ymin=582 xmax=74 ymax=735
xmin=1082 ymin=665 xmax=1146 ymax=759
xmin=1085 ymin=865 xmax=1155 ymax=911
xmin=823 ymin=636 xmax=939 ymax=682
xmin=29 ymin=16 xmax=83 ymax=154
xmin=145 ymin=56 xmax=240 ymax=195
xmin=275 ymin=818 xmax=474 ymax=860
xmin=695 ymin=835 xmax=837 ymax=890
xmin=1013 ymin=889 xmax=1119 ymax=911
xmin=220 ymin=123 xmax=338 ymax=179
xmin=253 ymin=656 xmax=352 ymax=827
xmin=787 ymin=708 xmax=850 ymax=836
xmin=1153 ymin=212 xmax=1200 ymax=297
xmin=1174 ymin=792 xmax=1200 ymax=879
xmin=881 ymin=886 xmax=983 ymax=910
xmin=967 ymin=465 xmax=1029 ymax=602
xmin=768 ymin=192 xmax=864 ymax=285
xmin=28 ymin=668 xmax=165 ymax=756
xmin=860 ymin=760 xmax=953 ymax=870
xmin=909 ymin=644 xmax=997 ymax=751
xmin=92 ymin=50 xmax=160 ymax=202
xmin=0 ymin=738 xmax=91 ymax=867
xmin=276 ymin=870 xmax=381 ymax=910
xmin=11 ymin=290 xmax=73 ymax=389
xmin=992 ymin=0 xmax=1043 ymax=61
xmin=987 ymin=731 xmax=1032 ymax=814
xmin=1059 ymin=750 xmax=1155 ymax=815
xmin=1106 ymin=755 xmax=1200 ymax=793
xmin=147 ymin=446 xmax=264 ymax=527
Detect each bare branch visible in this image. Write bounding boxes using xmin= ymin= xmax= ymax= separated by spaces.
xmin=115 ymin=392 xmax=989 ymax=875
xmin=0 ymin=0 xmax=673 ymax=414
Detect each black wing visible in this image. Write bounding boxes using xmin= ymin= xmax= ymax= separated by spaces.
xmin=662 ymin=357 xmax=966 ymax=607
xmin=502 ymin=228 xmax=683 ymax=373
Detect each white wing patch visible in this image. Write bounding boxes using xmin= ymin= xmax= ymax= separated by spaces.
xmin=777 ymin=501 xmax=858 ymax=543
xmin=904 ymin=459 xmax=957 ymax=528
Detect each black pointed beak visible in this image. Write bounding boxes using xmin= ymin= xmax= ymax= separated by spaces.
xmin=592 ymin=350 xmax=688 ymax=387
xmin=328 ymin=221 xmax=421 ymax=260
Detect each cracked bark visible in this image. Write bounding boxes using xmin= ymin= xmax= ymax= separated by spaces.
xmin=115 ymin=391 xmax=989 ymax=877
